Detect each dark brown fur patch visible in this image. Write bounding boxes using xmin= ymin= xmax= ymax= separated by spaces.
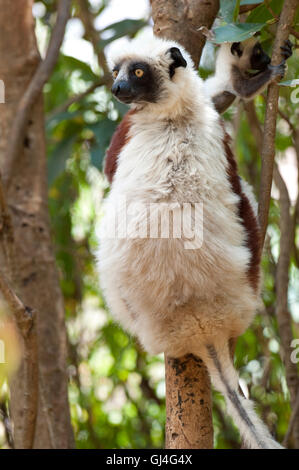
xmin=104 ymin=109 xmax=136 ymax=183
xmin=222 ymin=125 xmax=261 ymax=292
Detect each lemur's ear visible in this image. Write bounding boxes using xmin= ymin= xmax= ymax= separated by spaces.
xmin=231 ymin=42 xmax=242 ymax=57
xmin=168 ymin=47 xmax=187 ymax=78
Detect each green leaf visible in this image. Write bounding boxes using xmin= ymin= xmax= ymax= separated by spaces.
xmin=246 ymin=0 xmax=283 ymax=23
xmin=61 ymin=55 xmax=98 ymax=82
xmin=279 ymin=79 xmax=299 ymax=87
xmin=213 ymin=23 xmax=266 ymax=43
xmin=113 ymin=98 xmax=130 ymax=118
xmin=46 ymin=110 xmax=82 ymax=131
xmin=89 ymin=119 xmax=118 ymax=169
xmin=275 ymin=133 xmax=292 ymax=151
xmin=220 ymin=0 xmax=236 ymax=23
xmin=240 ymin=0 xmax=263 ymax=4
xmin=233 ymin=0 xmax=241 ymax=22
xmin=48 ymin=135 xmax=76 ymax=185
xmin=99 ymin=19 xmax=147 ymax=47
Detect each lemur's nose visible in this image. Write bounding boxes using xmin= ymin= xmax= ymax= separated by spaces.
xmin=111 ymin=80 xmax=131 ymax=97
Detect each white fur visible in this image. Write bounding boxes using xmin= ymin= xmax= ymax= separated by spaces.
xmin=97 ymin=36 xmax=281 ymax=449
xmin=204 ymin=43 xmax=236 ymax=98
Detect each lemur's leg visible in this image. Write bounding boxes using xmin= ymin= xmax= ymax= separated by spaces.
xmin=212 ymin=91 xmax=236 ymax=114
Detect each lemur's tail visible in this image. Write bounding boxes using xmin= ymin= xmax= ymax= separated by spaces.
xmin=200 ymin=341 xmax=283 ymax=449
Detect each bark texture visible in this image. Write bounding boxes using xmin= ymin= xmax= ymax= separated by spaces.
xmin=0 ymin=0 xmax=73 ymax=448
xmin=150 ymin=0 xmax=220 ymax=449
xmin=151 ymin=0 xmax=220 ymax=67
xmin=165 ymin=355 xmax=213 ymax=449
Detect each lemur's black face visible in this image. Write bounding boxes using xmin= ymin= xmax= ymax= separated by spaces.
xmin=250 ymin=42 xmax=271 ymax=70
xmin=231 ymin=41 xmax=271 ymax=71
xmin=111 ymin=47 xmax=187 ymax=105
xmin=111 ymin=61 xmax=159 ymax=104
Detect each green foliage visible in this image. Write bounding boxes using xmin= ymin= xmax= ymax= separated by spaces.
xmin=213 ymin=22 xmax=266 ymax=43
xmin=5 ymin=0 xmax=293 ymax=451
xmin=99 ymin=19 xmax=147 ymax=47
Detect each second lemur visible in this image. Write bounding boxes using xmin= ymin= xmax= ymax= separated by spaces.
xmin=97 ymin=35 xmax=283 ymax=448
xmin=205 ymin=37 xmax=293 ymax=113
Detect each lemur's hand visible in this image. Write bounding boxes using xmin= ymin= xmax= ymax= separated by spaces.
xmin=268 ymin=40 xmax=293 ymax=81
xmin=280 ymin=39 xmax=293 ymax=60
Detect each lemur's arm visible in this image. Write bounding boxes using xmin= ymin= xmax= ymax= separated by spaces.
xmin=104 ymin=110 xmax=135 ymax=183
xmin=231 ymin=62 xmax=285 ymax=100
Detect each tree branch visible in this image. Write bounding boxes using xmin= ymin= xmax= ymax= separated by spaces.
xmin=257 ymin=0 xmax=298 ymax=250
xmin=273 ymin=164 xmax=299 ymax=448
xmin=76 ymin=0 xmax=110 ymax=77
xmin=0 ymin=270 xmax=38 ymax=449
xmin=243 ymin=97 xmax=299 ymax=447
xmin=46 ymin=75 xmax=110 ymax=121
xmin=4 ymin=0 xmax=71 ymax=187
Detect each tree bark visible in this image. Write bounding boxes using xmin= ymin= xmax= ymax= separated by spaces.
xmin=165 ymin=355 xmax=213 ymax=449
xmin=151 ymin=0 xmax=220 ymax=449
xmin=151 ymin=0 xmax=219 ymax=67
xmin=0 ymin=0 xmax=73 ymax=448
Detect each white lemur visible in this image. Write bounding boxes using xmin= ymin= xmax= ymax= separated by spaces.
xmin=97 ymin=35 xmax=283 ymax=449
xmin=205 ymin=37 xmax=293 ymax=113
xmin=104 ymin=37 xmax=292 ymax=182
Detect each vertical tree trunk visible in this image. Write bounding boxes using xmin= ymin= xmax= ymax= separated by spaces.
xmin=165 ymin=355 xmax=213 ymax=449
xmin=150 ymin=0 xmax=219 ymax=449
xmin=0 ymin=0 xmax=73 ymax=448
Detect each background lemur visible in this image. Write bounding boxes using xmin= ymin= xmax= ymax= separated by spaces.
xmin=104 ymin=37 xmax=292 ymax=183
xmin=97 ymin=35 xmax=283 ymax=449
xmin=205 ymin=37 xmax=293 ymax=113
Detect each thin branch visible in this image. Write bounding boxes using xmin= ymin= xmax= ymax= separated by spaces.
xmin=244 ymin=98 xmax=299 ymax=447
xmin=283 ymin=391 xmax=299 ymax=447
xmin=4 ymin=0 xmax=71 ymax=187
xmin=239 ymin=3 xmax=263 ymax=14
xmin=46 ymin=75 xmax=110 ymax=121
xmin=257 ymin=0 xmax=298 ymax=250
xmin=274 ymin=164 xmax=299 ymax=447
xmin=76 ymin=0 xmax=110 ymax=76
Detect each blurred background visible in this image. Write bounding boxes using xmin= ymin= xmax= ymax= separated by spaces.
xmin=0 ymin=0 xmax=298 ymax=449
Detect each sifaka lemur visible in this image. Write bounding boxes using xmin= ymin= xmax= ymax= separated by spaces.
xmin=97 ymin=35 xmax=283 ymax=448
xmin=104 ymin=37 xmax=292 ymax=183
xmin=204 ymin=37 xmax=293 ymax=113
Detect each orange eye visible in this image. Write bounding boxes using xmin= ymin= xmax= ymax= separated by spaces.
xmin=112 ymin=70 xmax=119 ymax=79
xmin=135 ymin=69 xmax=144 ymax=78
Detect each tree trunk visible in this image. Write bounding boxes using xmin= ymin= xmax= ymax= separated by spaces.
xmin=151 ymin=0 xmax=220 ymax=449
xmin=0 ymin=0 xmax=73 ymax=448
xmin=151 ymin=0 xmax=219 ymax=66
xmin=165 ymin=355 xmax=213 ymax=449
